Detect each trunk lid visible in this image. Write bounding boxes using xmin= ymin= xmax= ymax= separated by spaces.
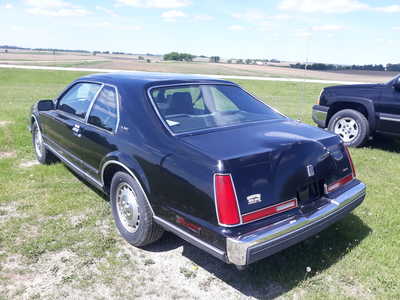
xmin=182 ymin=119 xmax=353 ymax=217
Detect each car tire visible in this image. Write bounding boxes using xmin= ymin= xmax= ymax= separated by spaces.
xmin=32 ymin=121 xmax=57 ymax=164
xmin=110 ymin=171 xmax=164 ymax=247
xmin=328 ymin=109 xmax=369 ymax=147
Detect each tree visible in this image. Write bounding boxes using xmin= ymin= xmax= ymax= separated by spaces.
xmin=138 ymin=56 xmax=144 ymax=60
xmin=163 ymin=52 xmax=195 ymax=62
xmin=236 ymin=59 xmax=243 ymax=64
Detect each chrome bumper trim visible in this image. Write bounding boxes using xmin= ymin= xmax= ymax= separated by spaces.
xmin=312 ymin=105 xmax=328 ymax=128
xmin=226 ymin=182 xmax=366 ymax=266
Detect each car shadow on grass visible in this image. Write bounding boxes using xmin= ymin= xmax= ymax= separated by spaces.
xmin=365 ymin=135 xmax=400 ymax=153
xmin=144 ymin=213 xmax=371 ymax=299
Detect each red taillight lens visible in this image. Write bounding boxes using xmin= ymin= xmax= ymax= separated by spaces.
xmin=214 ymin=174 xmax=241 ymax=226
xmin=326 ymin=146 xmax=356 ymax=193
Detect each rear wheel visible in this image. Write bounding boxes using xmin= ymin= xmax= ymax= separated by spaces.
xmin=110 ymin=171 xmax=164 ymax=247
xmin=328 ymin=109 xmax=369 ymax=147
xmin=32 ymin=121 xmax=56 ymax=164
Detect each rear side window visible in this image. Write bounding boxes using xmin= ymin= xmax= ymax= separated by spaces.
xmin=58 ymin=83 xmax=101 ymax=119
xmin=88 ymin=86 xmax=118 ymax=132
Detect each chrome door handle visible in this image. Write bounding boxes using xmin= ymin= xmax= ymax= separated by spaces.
xmin=72 ymin=124 xmax=80 ymax=133
xmin=72 ymin=124 xmax=81 ymax=137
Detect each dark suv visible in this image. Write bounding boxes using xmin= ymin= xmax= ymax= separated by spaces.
xmin=312 ymin=75 xmax=400 ymax=147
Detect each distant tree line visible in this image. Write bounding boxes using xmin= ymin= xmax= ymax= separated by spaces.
xmin=290 ymin=62 xmax=400 ymax=72
xmin=163 ymin=52 xmax=195 ymax=62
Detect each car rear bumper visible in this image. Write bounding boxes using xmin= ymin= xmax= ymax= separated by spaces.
xmin=312 ymin=105 xmax=329 ymax=128
xmin=226 ymin=181 xmax=366 ymax=266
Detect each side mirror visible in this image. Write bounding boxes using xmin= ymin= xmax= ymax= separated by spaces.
xmin=37 ymin=99 xmax=54 ymax=111
xmin=394 ymin=78 xmax=400 ymax=91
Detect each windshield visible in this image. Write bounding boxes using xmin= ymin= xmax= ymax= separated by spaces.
xmin=149 ymin=84 xmax=285 ymax=134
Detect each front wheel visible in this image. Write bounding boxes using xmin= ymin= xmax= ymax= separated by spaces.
xmin=110 ymin=171 xmax=164 ymax=247
xmin=32 ymin=121 xmax=56 ymax=164
xmin=328 ymin=109 xmax=369 ymax=147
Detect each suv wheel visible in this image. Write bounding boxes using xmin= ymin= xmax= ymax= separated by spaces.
xmin=32 ymin=121 xmax=56 ymax=164
xmin=110 ymin=171 xmax=164 ymax=247
xmin=328 ymin=109 xmax=369 ymax=147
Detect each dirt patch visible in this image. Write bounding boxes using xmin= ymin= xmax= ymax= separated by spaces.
xmin=19 ymin=160 xmax=39 ymax=168
xmin=0 ymin=233 xmax=286 ymax=299
xmin=0 ymin=202 xmax=29 ymax=225
xmin=0 ymin=151 xmax=16 ymax=159
xmin=0 ymin=120 xmax=12 ymax=127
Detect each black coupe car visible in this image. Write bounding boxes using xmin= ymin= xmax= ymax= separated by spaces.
xmin=30 ymin=72 xmax=366 ymax=268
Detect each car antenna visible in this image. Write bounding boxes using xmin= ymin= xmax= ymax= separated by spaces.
xmin=299 ymin=28 xmax=312 ymax=123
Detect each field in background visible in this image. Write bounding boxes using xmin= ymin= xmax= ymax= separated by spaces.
xmin=1 ymin=49 xmax=398 ymax=83
xmin=0 ymin=68 xmax=400 ymax=299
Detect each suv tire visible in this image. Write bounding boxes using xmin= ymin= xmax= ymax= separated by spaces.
xmin=328 ymin=109 xmax=369 ymax=147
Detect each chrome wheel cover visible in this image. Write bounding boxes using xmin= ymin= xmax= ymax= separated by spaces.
xmin=116 ymin=183 xmax=140 ymax=233
xmin=334 ymin=117 xmax=359 ymax=143
xmin=34 ymin=126 xmax=43 ymax=158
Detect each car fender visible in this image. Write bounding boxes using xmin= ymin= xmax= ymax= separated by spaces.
xmin=100 ymin=152 xmax=151 ymax=198
xmin=328 ymin=96 xmax=376 ymax=131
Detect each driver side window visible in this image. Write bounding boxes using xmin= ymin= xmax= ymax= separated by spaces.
xmin=58 ymin=83 xmax=101 ymax=119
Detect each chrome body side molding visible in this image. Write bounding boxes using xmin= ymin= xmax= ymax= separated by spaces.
xmin=154 ymin=216 xmax=227 ymax=262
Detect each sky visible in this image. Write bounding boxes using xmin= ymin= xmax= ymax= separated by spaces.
xmin=1 ymin=0 xmax=400 ymax=65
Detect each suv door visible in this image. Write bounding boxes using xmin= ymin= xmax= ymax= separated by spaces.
xmin=77 ymin=85 xmax=120 ymax=179
xmin=375 ymin=76 xmax=400 ymax=134
xmin=40 ymin=82 xmax=102 ymax=168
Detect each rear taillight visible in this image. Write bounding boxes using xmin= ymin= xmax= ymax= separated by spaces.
xmin=326 ymin=146 xmax=356 ymax=193
xmin=214 ymin=174 xmax=241 ymax=226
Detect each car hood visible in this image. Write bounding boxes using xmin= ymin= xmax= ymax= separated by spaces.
xmin=324 ymin=83 xmax=384 ymax=98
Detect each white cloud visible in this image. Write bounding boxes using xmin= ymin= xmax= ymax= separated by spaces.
xmin=96 ymin=6 xmax=119 ymax=17
xmin=4 ymin=3 xmax=13 ymax=9
xmin=193 ymin=14 xmax=214 ymax=21
xmin=296 ymin=30 xmax=312 ymax=38
xmin=279 ymin=0 xmax=368 ymax=13
xmin=393 ymin=26 xmax=400 ymax=31
xmin=312 ymin=25 xmax=345 ymax=31
xmin=161 ymin=10 xmax=186 ymax=22
xmin=278 ymin=0 xmax=400 ymax=14
xmin=375 ymin=5 xmax=400 ymax=13
xmin=25 ymin=0 xmax=90 ymax=17
xmin=80 ymin=22 xmax=142 ymax=31
xmin=116 ymin=0 xmax=190 ymax=8
xmin=11 ymin=25 xmax=24 ymax=31
xmin=232 ymin=10 xmax=266 ymax=22
xmin=25 ymin=0 xmax=71 ymax=8
xmin=229 ymin=25 xmax=244 ymax=31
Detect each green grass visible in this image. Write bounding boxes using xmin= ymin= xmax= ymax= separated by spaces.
xmin=0 ymin=68 xmax=399 ymax=298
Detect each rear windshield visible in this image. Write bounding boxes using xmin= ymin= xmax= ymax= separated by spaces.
xmin=149 ymin=84 xmax=284 ymax=134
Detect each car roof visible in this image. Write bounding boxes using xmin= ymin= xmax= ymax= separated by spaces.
xmin=78 ymin=72 xmax=235 ymax=88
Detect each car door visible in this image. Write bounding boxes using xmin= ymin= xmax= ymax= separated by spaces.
xmin=75 ymin=85 xmax=120 ymax=179
xmin=375 ymin=77 xmax=400 ymax=134
xmin=40 ymin=82 xmax=102 ymax=168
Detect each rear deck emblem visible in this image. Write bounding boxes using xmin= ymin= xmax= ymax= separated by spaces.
xmin=307 ymin=164 xmax=315 ymax=177
xmin=247 ymin=194 xmax=261 ymax=205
